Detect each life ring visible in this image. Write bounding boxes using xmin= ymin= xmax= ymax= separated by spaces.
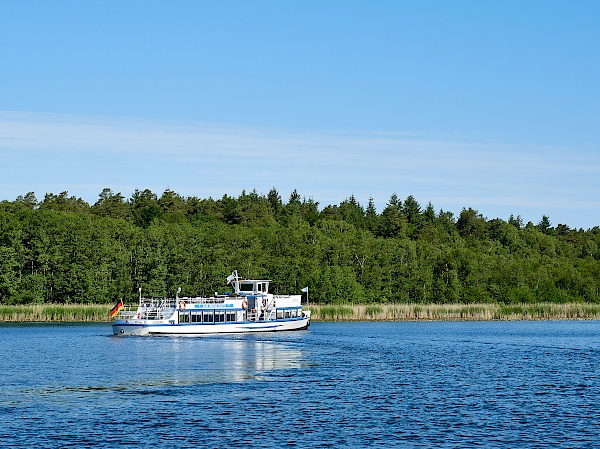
xmin=241 ymin=299 xmax=248 ymax=309
xmin=179 ymin=301 xmax=186 ymax=311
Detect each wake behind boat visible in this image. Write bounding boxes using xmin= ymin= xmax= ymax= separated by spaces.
xmin=111 ymin=271 xmax=311 ymax=335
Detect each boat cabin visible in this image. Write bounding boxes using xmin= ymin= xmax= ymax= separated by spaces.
xmin=236 ymin=279 xmax=270 ymax=295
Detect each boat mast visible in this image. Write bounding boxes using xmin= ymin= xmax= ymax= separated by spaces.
xmin=227 ymin=270 xmax=241 ymax=295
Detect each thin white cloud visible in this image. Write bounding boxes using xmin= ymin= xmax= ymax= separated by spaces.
xmin=0 ymin=111 xmax=599 ymax=228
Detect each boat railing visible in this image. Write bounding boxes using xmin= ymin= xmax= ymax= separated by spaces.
xmin=139 ymin=309 xmax=168 ymax=320
xmin=180 ymin=296 xmax=227 ymax=304
xmin=116 ymin=309 xmax=137 ymax=319
xmin=139 ymin=295 xmax=233 ymax=309
xmin=245 ymin=308 xmax=277 ymax=322
xmin=138 ymin=297 xmax=175 ymax=309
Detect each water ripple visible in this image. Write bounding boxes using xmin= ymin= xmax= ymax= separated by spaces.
xmin=2 ymin=322 xmax=600 ymax=447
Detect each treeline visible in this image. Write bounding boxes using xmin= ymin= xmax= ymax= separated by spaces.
xmin=1 ymin=188 xmax=599 ymax=305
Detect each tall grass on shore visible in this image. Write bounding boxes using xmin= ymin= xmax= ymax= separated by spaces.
xmin=309 ymin=303 xmax=600 ymax=321
xmin=2 ymin=302 xmax=600 ymax=323
xmin=0 ymin=304 xmax=111 ymax=322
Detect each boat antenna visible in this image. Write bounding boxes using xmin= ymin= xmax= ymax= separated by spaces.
xmin=138 ymin=287 xmax=142 ymax=305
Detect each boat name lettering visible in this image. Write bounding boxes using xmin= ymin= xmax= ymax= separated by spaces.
xmin=188 ymin=304 xmax=235 ymax=309
xmin=191 ymin=304 xmax=235 ymax=309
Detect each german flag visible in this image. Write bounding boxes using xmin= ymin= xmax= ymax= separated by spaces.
xmin=110 ymin=299 xmax=124 ymax=317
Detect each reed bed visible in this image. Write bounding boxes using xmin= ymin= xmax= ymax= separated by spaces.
xmin=309 ymin=303 xmax=600 ymax=321
xmin=1 ymin=302 xmax=600 ymax=322
xmin=0 ymin=304 xmax=112 ymax=322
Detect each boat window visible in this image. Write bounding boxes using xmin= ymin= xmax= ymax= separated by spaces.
xmin=180 ymin=312 xmax=190 ymax=323
xmin=276 ymin=310 xmax=284 ymax=319
xmin=226 ymin=312 xmax=236 ymax=322
xmin=191 ymin=312 xmax=200 ymax=323
xmin=215 ymin=311 xmax=225 ymax=323
xmin=284 ymin=310 xmax=291 ymax=319
xmin=240 ymin=283 xmax=253 ymax=292
xmin=203 ymin=311 xmax=214 ymax=323
xmin=257 ymin=283 xmax=262 ymax=292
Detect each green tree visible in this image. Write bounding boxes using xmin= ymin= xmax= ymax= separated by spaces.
xmin=537 ymin=215 xmax=553 ymax=235
xmin=285 ymin=189 xmax=302 ymax=217
xmin=339 ymin=195 xmax=364 ymax=228
xmin=402 ymin=195 xmax=421 ymax=224
xmin=130 ymin=189 xmax=162 ymax=228
xmin=15 ymin=192 xmax=38 ymax=210
xmin=39 ymin=191 xmax=90 ymax=213
xmin=423 ymin=201 xmax=436 ymax=223
xmin=92 ymin=188 xmax=130 ymax=219
xmin=0 ymin=187 xmax=599 ymax=306
xmin=267 ymin=187 xmax=283 ymax=219
xmin=219 ymin=194 xmax=241 ymax=225
xmin=377 ymin=193 xmax=403 ymax=238
xmin=508 ymin=214 xmax=523 ymax=229
xmin=456 ymin=208 xmax=485 ymax=238
xmin=365 ymin=197 xmax=378 ymax=233
xmin=300 ymin=197 xmax=320 ymax=225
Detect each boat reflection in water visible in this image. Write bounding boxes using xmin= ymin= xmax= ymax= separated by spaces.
xmin=115 ymin=335 xmax=307 ymax=388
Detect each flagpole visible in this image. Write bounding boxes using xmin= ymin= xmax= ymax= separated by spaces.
xmin=302 ymin=286 xmax=309 ymax=308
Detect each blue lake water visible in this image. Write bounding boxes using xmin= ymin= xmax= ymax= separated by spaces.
xmin=1 ymin=321 xmax=600 ymax=448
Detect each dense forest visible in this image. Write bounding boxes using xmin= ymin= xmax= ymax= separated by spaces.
xmin=1 ymin=188 xmax=599 ymax=305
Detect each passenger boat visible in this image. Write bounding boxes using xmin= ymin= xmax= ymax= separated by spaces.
xmin=111 ymin=271 xmax=311 ymax=335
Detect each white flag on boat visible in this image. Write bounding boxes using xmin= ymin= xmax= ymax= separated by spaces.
xmin=301 ymin=287 xmax=309 ymax=293
xmin=226 ymin=273 xmax=235 ymax=285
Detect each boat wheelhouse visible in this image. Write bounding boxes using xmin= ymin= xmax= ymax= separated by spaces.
xmin=111 ymin=271 xmax=311 ymax=335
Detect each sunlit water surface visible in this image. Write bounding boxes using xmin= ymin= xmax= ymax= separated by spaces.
xmin=1 ymin=321 xmax=599 ymax=448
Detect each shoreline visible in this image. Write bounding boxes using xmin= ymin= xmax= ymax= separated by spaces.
xmin=310 ymin=303 xmax=600 ymax=321
xmin=1 ymin=302 xmax=600 ymax=323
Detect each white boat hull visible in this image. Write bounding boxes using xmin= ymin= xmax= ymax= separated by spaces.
xmin=111 ymin=270 xmax=311 ymax=336
xmin=112 ymin=317 xmax=310 ymax=336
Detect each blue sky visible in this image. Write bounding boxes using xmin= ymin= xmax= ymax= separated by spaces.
xmin=1 ymin=1 xmax=599 ymax=229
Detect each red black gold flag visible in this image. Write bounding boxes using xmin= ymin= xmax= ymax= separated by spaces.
xmin=110 ymin=299 xmax=123 ymax=317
